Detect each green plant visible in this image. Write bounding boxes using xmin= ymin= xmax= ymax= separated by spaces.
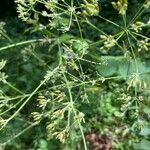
xmin=0 ymin=0 xmax=150 ymax=149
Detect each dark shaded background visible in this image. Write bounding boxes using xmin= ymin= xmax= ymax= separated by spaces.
xmin=0 ymin=0 xmax=16 ymax=17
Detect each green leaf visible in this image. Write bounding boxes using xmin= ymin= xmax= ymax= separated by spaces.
xmin=140 ymin=127 xmax=150 ymax=136
xmin=96 ymin=56 xmax=119 ymax=76
xmin=133 ymin=139 xmax=150 ymax=150
xmin=96 ymin=56 xmax=150 ymax=81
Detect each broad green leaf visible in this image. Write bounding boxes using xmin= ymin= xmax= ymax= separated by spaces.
xmin=133 ymin=139 xmax=150 ymax=150
xmin=96 ymin=56 xmax=150 ymax=82
xmin=140 ymin=127 xmax=150 ymax=136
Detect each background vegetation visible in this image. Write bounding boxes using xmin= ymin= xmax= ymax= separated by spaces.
xmin=0 ymin=0 xmax=150 ymax=149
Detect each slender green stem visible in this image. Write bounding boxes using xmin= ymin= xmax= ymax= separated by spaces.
xmin=86 ymin=19 xmax=106 ymax=35
xmin=0 ymin=97 xmax=25 ymax=116
xmin=127 ymin=1 xmax=146 ymax=28
xmin=0 ymin=66 xmax=59 ymax=130
xmin=2 ymin=122 xmax=38 ymax=145
xmin=98 ymin=15 xmax=122 ymax=29
xmin=122 ymin=14 xmax=127 ymax=28
xmin=5 ymin=81 xmax=24 ymax=95
xmin=74 ymin=14 xmax=83 ymax=39
xmin=126 ymin=31 xmax=138 ymax=73
xmin=0 ymin=29 xmax=13 ymax=43
xmin=131 ymin=31 xmax=150 ymax=40
xmin=0 ymin=39 xmax=41 ymax=52
xmin=63 ymin=72 xmax=87 ymax=150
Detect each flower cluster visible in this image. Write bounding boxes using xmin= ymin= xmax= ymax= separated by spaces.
xmin=0 ymin=60 xmax=7 ymax=83
xmin=137 ymin=38 xmax=150 ymax=51
xmin=112 ymin=0 xmax=128 ymax=15
xmin=100 ymin=35 xmax=116 ymax=50
xmin=131 ymin=21 xmax=145 ymax=32
xmin=81 ymin=0 xmax=100 ymax=16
